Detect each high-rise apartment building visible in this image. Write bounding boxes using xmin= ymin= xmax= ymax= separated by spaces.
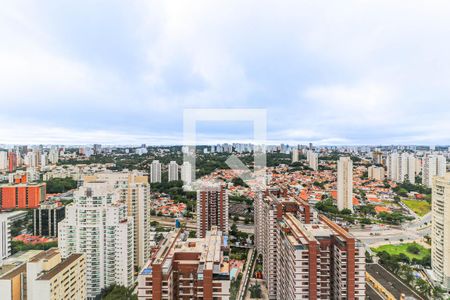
xmin=277 ymin=214 xmax=366 ymax=299
xmin=84 ymin=171 xmax=152 ymax=268
xmin=388 ymin=152 xmax=416 ymax=183
xmin=423 ymin=155 xmax=447 ymax=187
xmin=432 ymin=173 xmax=450 ymax=289
xmin=254 ymin=188 xmax=311 ymax=298
xmin=306 ymin=150 xmax=318 ymax=171
xmin=0 ymin=183 xmax=46 ymax=209
xmin=137 ymin=227 xmax=230 ymax=300
xmin=337 ymin=157 xmax=353 ymax=212
xmin=181 ymin=161 xmax=193 ymax=185
xmin=33 ymin=201 xmax=66 ymax=237
xmin=386 ymin=152 xmax=399 ymax=182
xmin=310 ymin=152 xmax=319 ymax=171
xmin=368 ymin=166 xmax=385 ymax=181
xmin=168 ymin=161 xmax=179 ymax=181
xmin=151 ymin=160 xmax=162 ymax=183
xmin=197 ymin=184 xmax=228 ymax=238
xmin=254 ymin=188 xmax=365 ymax=300
xmin=0 ymin=151 xmax=8 ymax=171
xmin=0 ymin=249 xmax=86 ymax=300
xmin=27 ymin=249 xmax=86 ymax=300
xmin=0 ymin=211 xmax=27 ymax=263
xmin=292 ymin=149 xmax=299 ymax=163
xmin=58 ymin=181 xmax=134 ymax=299
xmin=7 ymin=152 xmax=16 ymax=173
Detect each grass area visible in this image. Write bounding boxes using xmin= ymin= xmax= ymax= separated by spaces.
xmin=372 ymin=243 xmax=430 ymax=260
xmin=402 ymin=199 xmax=431 ymax=216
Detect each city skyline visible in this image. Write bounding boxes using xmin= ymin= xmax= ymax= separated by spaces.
xmin=2 ymin=1 xmax=450 ymax=145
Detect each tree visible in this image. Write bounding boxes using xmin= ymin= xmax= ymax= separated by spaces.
xmin=415 ymin=278 xmax=432 ymax=297
xmin=45 ymin=177 xmax=78 ymax=193
xmin=340 ymin=208 xmax=352 ymax=215
xmin=407 ymin=243 xmax=421 ymax=255
xmin=249 ymin=283 xmax=262 ymax=299
xmin=230 ymin=223 xmax=238 ymax=237
xmin=101 ymin=285 xmax=137 ymax=300
xmin=397 ymin=188 xmax=408 ymax=197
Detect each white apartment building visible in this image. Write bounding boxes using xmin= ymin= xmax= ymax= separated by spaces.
xmin=387 ymin=152 xmax=416 ymax=183
xmin=168 ymin=161 xmax=179 ymax=181
xmin=292 ymin=149 xmax=299 ymax=163
xmin=337 ymin=157 xmax=353 ymax=212
xmin=432 ymin=173 xmax=450 ymax=289
xmin=150 ymin=160 xmax=161 ymax=183
xmin=0 ymin=211 xmax=27 ymax=263
xmin=84 ymin=171 xmax=152 ymax=268
xmin=0 ymin=151 xmax=7 ymax=170
xmin=423 ymin=155 xmax=447 ymax=187
xmin=387 ymin=152 xmax=399 ymax=182
xmin=58 ymin=181 xmax=134 ymax=299
xmin=181 ymin=161 xmax=193 ymax=185
xmin=306 ymin=150 xmax=319 ymax=171
xmin=368 ymin=166 xmax=385 ymax=181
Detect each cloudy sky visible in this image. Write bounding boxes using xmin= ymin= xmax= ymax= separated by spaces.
xmin=1 ymin=1 xmax=450 ymax=145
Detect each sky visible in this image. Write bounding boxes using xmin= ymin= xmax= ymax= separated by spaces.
xmin=1 ymin=1 xmax=450 ymax=146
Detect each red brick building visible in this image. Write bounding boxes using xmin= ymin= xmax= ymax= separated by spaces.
xmin=137 ymin=227 xmax=230 ymax=300
xmin=255 ymin=187 xmax=366 ymax=299
xmin=7 ymin=152 xmax=17 ymax=173
xmin=196 ymin=185 xmax=228 ymax=238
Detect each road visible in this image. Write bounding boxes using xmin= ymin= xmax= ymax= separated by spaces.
xmin=350 ymin=212 xmax=432 ymax=249
xmin=237 ymin=248 xmax=255 ymax=300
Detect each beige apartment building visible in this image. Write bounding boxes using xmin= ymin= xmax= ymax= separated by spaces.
xmin=0 ymin=248 xmax=86 ymax=300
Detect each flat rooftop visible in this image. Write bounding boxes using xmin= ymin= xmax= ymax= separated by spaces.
xmin=366 ymin=264 xmax=424 ymax=300
xmin=30 ymin=248 xmax=59 ymax=263
xmin=37 ymin=253 xmax=83 ymax=281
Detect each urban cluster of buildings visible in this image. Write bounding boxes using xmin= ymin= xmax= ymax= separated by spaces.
xmin=150 ymin=160 xmax=192 ymax=184
xmin=254 ymin=187 xmax=366 ymax=300
xmin=1 ymin=143 xmax=450 ymax=299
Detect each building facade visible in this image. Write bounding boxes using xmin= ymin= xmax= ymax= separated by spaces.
xmin=181 ymin=162 xmax=193 ymax=185
xmin=432 ymin=173 xmax=450 ymax=289
xmin=255 ymin=188 xmax=365 ymax=300
xmin=0 ymin=211 xmax=27 ymax=263
xmin=137 ymin=227 xmax=230 ymax=300
xmin=58 ymin=181 xmax=134 ymax=299
xmin=168 ymin=161 xmax=179 ymax=182
xmin=151 ymin=160 xmax=162 ymax=183
xmin=423 ymin=155 xmax=447 ymax=187
xmin=0 ymin=249 xmax=86 ymax=300
xmin=84 ymin=171 xmax=152 ymax=268
xmin=196 ymin=185 xmax=229 ymax=238
xmin=368 ymin=166 xmax=385 ymax=181
xmin=0 ymin=183 xmax=46 ymax=209
xmin=33 ymin=201 xmax=66 ymax=237
xmin=337 ymin=157 xmax=353 ymax=212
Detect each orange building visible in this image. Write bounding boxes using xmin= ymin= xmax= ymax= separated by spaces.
xmin=0 ymin=183 xmax=46 ymax=209
xmin=7 ymin=152 xmax=16 ymax=173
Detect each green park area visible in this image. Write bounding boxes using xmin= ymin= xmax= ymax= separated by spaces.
xmin=402 ymin=199 xmax=431 ymax=217
xmin=372 ymin=243 xmax=430 ymax=261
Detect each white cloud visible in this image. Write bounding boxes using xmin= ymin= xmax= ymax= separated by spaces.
xmin=2 ymin=1 xmax=450 ymax=144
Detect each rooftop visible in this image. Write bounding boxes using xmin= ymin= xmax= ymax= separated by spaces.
xmin=36 ymin=253 xmax=84 ymax=281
